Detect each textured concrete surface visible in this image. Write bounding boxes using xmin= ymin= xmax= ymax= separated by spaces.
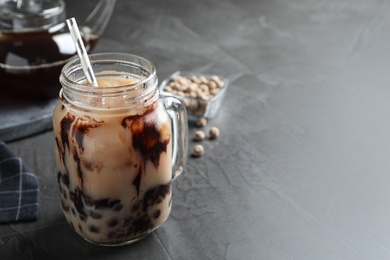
xmin=3 ymin=0 xmax=390 ymax=259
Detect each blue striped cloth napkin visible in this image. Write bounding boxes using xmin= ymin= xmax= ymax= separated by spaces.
xmin=0 ymin=140 xmax=39 ymax=223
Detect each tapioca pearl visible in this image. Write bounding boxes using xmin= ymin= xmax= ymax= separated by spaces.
xmin=107 ymin=231 xmax=115 ymax=240
xmin=60 ymin=184 xmax=69 ymax=197
xmin=71 ymin=208 xmax=76 ymax=216
xmin=62 ymin=188 xmax=68 ymax=199
xmin=124 ymin=216 xmax=133 ymax=226
xmin=107 ymin=230 xmax=124 ymax=240
xmin=194 ymin=130 xmax=206 ymax=141
xmin=61 ymin=200 xmax=69 ymax=211
xmin=110 ymin=200 xmax=122 ymax=208
xmin=153 ymin=210 xmax=161 ymax=219
xmin=93 ymin=198 xmax=121 ymax=209
xmin=107 ymin=219 xmax=119 ymax=228
xmin=209 ymin=127 xmax=220 ymax=139
xmin=58 ymin=172 xmax=69 ymax=188
xmin=192 ymin=144 xmax=204 ymax=157
xmin=78 ymin=224 xmax=83 ymax=232
xmin=69 ymin=192 xmax=75 ymax=201
xmin=132 ymin=215 xmax=152 ymax=234
xmin=131 ymin=204 xmax=139 ymax=213
xmin=196 ymin=117 xmax=207 ymax=127
xmin=57 ymin=171 xmax=61 ymax=183
xmin=90 ymin=210 xmax=102 ymax=219
xmin=88 ymin=225 xmax=100 ymax=233
xmin=155 ymin=196 xmax=163 ymax=204
xmin=113 ymin=203 xmax=123 ymax=212
xmin=84 ymin=196 xmax=94 ymax=207
xmin=79 ymin=214 xmax=86 ymax=222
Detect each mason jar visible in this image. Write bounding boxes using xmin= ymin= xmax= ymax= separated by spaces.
xmin=53 ymin=52 xmax=188 ymax=246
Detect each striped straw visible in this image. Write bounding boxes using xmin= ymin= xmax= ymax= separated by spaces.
xmin=66 ymin=17 xmax=98 ymax=86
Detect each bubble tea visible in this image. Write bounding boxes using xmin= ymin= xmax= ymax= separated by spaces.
xmin=53 ymin=53 xmax=188 ymax=246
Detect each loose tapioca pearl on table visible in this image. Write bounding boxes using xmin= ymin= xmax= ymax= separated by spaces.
xmin=192 ymin=144 xmax=204 ymax=157
xmin=194 ymin=131 xmax=206 ymax=141
xmin=209 ymin=127 xmax=220 ymax=139
xmin=196 ymin=117 xmax=207 ymax=127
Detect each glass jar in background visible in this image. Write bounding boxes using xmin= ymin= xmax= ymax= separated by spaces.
xmin=52 ymin=53 xmax=188 ymax=246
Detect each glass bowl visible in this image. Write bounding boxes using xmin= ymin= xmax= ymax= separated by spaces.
xmin=159 ymin=71 xmax=229 ymax=121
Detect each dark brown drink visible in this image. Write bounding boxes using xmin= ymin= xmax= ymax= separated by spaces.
xmin=0 ymin=27 xmax=98 ymax=100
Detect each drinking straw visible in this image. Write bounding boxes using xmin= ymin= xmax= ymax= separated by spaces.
xmin=66 ymin=17 xmax=98 ymax=86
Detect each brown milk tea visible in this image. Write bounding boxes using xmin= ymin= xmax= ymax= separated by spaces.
xmin=53 ymin=75 xmax=173 ymax=245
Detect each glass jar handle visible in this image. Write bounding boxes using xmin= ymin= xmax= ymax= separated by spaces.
xmin=162 ymin=96 xmax=188 ymax=180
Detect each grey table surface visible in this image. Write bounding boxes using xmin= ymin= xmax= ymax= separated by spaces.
xmin=2 ymin=0 xmax=390 ymax=259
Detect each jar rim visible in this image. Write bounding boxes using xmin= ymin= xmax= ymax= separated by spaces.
xmin=59 ymin=52 xmax=159 ymax=111
xmin=60 ymin=52 xmax=157 ymax=92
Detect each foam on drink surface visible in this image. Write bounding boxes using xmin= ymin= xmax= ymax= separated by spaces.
xmin=77 ymin=73 xmax=143 ymax=110
xmin=95 ymin=75 xmax=136 ymax=88
xmin=81 ymin=71 xmax=140 ymax=87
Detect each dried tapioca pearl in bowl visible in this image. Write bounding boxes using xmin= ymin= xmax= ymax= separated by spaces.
xmin=164 ymin=74 xmax=224 ymax=99
xmin=159 ymin=72 xmax=229 ymax=120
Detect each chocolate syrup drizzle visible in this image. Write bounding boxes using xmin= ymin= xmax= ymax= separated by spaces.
xmin=121 ymin=108 xmax=170 ymax=168
xmin=59 ymin=113 xmax=103 ymax=187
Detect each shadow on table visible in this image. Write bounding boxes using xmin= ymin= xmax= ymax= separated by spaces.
xmin=2 ymin=221 xmax=169 ymax=260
